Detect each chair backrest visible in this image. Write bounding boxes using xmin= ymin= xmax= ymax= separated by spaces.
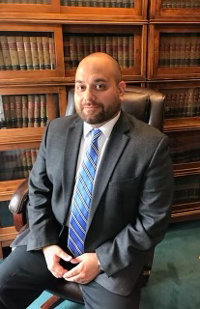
xmin=66 ymin=86 xmax=165 ymax=131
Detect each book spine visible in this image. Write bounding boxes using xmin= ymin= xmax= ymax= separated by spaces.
xmin=15 ymin=95 xmax=23 ymax=128
xmin=123 ymin=36 xmax=129 ymax=68
xmin=42 ymin=36 xmax=51 ymax=69
xmin=23 ymin=36 xmax=33 ymax=70
xmin=0 ymin=36 xmax=12 ymax=70
xmin=36 ymin=36 xmax=45 ymax=70
xmin=22 ymin=95 xmax=28 ymax=127
xmin=21 ymin=150 xmax=29 ymax=178
xmin=28 ymin=95 xmax=34 ymax=127
xmin=7 ymin=36 xmax=20 ymax=70
xmin=2 ymin=96 xmax=11 ymax=128
xmin=112 ymin=36 xmax=118 ymax=61
xmin=9 ymin=96 xmax=17 ymax=127
xmin=34 ymin=94 xmax=41 ymax=127
xmin=30 ymin=36 xmax=40 ymax=70
xmin=40 ymin=94 xmax=47 ymax=126
xmin=25 ymin=149 xmax=33 ymax=175
xmin=0 ymin=43 xmax=5 ymax=70
xmin=69 ymin=35 xmax=78 ymax=68
xmin=128 ymin=35 xmax=134 ymax=68
xmin=49 ymin=36 xmax=56 ymax=70
xmin=16 ymin=36 xmax=27 ymax=70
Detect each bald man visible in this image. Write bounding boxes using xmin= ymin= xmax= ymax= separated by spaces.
xmin=0 ymin=53 xmax=174 ymax=309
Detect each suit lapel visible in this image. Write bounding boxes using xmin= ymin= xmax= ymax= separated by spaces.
xmin=62 ymin=117 xmax=83 ymax=223
xmin=87 ymin=112 xmax=131 ymax=229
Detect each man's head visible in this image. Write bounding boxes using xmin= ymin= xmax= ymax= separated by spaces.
xmin=74 ymin=52 xmax=126 ymax=127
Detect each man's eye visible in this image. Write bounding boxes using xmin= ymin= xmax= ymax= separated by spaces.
xmin=96 ymin=84 xmax=106 ymax=90
xmin=76 ymin=85 xmax=85 ymax=91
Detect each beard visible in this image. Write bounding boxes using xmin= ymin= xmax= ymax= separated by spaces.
xmin=76 ymin=100 xmax=121 ymax=125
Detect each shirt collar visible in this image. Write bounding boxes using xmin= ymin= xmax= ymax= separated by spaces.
xmin=83 ymin=111 xmax=121 ymax=139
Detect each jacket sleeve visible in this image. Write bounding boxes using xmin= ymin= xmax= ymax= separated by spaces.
xmin=27 ymin=121 xmax=60 ymax=251
xmin=96 ymin=135 xmax=174 ymax=277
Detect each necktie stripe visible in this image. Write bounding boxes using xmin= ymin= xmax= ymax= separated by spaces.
xmin=68 ymin=128 xmax=102 ymax=257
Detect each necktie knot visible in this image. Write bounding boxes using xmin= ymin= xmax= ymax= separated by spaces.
xmin=92 ymin=128 xmax=102 ymax=141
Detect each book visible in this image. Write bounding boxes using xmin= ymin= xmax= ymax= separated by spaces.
xmin=42 ymin=36 xmax=51 ymax=69
xmin=15 ymin=95 xmax=23 ymax=128
xmin=34 ymin=94 xmax=40 ymax=127
xmin=0 ymin=43 xmax=5 ymax=70
xmin=28 ymin=95 xmax=34 ymax=127
xmin=0 ymin=36 xmax=12 ymax=70
xmin=23 ymin=36 xmax=33 ymax=70
xmin=16 ymin=36 xmax=27 ymax=70
xmin=7 ymin=36 xmax=20 ymax=70
xmin=49 ymin=36 xmax=56 ymax=69
xmin=22 ymin=95 xmax=28 ymax=127
xmin=9 ymin=95 xmax=17 ymax=127
xmin=30 ymin=36 xmax=39 ymax=70
xmin=36 ymin=36 xmax=45 ymax=70
xmin=2 ymin=96 xmax=11 ymax=128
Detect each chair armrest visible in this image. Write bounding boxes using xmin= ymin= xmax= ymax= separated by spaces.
xmin=9 ymin=178 xmax=29 ymax=232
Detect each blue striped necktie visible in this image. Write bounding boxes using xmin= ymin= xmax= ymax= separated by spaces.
xmin=68 ymin=128 xmax=102 ymax=257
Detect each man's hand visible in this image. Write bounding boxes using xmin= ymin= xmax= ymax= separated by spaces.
xmin=63 ymin=253 xmax=101 ymax=284
xmin=43 ymin=245 xmax=72 ymax=278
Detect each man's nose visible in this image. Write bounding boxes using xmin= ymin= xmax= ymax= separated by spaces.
xmin=84 ymin=87 xmax=95 ymax=102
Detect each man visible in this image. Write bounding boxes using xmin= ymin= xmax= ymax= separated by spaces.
xmin=0 ymin=52 xmax=174 ymax=309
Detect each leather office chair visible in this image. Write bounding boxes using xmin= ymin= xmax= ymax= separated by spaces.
xmin=9 ymin=86 xmax=165 ymax=309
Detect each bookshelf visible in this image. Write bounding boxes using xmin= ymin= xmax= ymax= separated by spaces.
xmin=1 ymin=0 xmax=200 ymax=257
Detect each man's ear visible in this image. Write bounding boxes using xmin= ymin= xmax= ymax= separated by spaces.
xmin=118 ymin=81 xmax=126 ymax=100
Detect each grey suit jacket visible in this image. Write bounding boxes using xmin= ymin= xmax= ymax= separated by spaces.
xmin=12 ymin=111 xmax=174 ymax=296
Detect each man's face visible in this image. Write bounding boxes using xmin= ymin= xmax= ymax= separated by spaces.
xmin=74 ymin=58 xmax=126 ymax=127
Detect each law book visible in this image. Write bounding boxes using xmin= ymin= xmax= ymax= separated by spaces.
xmin=42 ymin=36 xmax=51 ymax=69
xmin=0 ymin=36 xmax=12 ymax=70
xmin=195 ymin=35 xmax=200 ymax=67
xmin=40 ymin=94 xmax=47 ymax=126
xmin=179 ymin=33 xmax=186 ymax=67
xmin=2 ymin=96 xmax=11 ymax=128
xmin=112 ymin=36 xmax=118 ymax=61
xmin=76 ymin=36 xmax=84 ymax=62
xmin=100 ymin=36 xmax=106 ymax=53
xmin=36 ymin=36 xmax=45 ymax=70
xmin=83 ymin=36 xmax=90 ymax=58
xmin=30 ymin=36 xmax=39 ymax=70
xmin=9 ymin=95 xmax=17 ymax=127
xmin=185 ymin=34 xmax=191 ymax=66
xmin=169 ymin=35 xmax=176 ymax=68
xmin=28 ymin=94 xmax=34 ymax=127
xmin=94 ymin=36 xmax=100 ymax=53
xmin=16 ymin=36 xmax=27 ymax=70
xmin=22 ymin=95 xmax=28 ymax=127
xmin=0 ymin=44 xmax=5 ymax=70
xmin=163 ymin=34 xmax=170 ymax=67
xmin=7 ymin=36 xmax=20 ymax=70
xmin=117 ymin=36 xmax=123 ymax=67
xmin=49 ymin=36 xmax=56 ymax=70
xmin=21 ymin=150 xmax=29 ymax=178
xmin=25 ymin=150 xmax=33 ymax=175
xmin=69 ymin=35 xmax=78 ymax=68
xmin=15 ymin=95 xmax=23 ymax=128
xmin=89 ymin=36 xmax=94 ymax=54
xmin=23 ymin=36 xmax=33 ymax=70
xmin=128 ymin=35 xmax=134 ymax=68
xmin=16 ymin=152 xmax=25 ymax=179
xmin=123 ymin=36 xmax=129 ymax=68
xmin=105 ymin=36 xmax=112 ymax=57
xmin=33 ymin=94 xmax=40 ymax=127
